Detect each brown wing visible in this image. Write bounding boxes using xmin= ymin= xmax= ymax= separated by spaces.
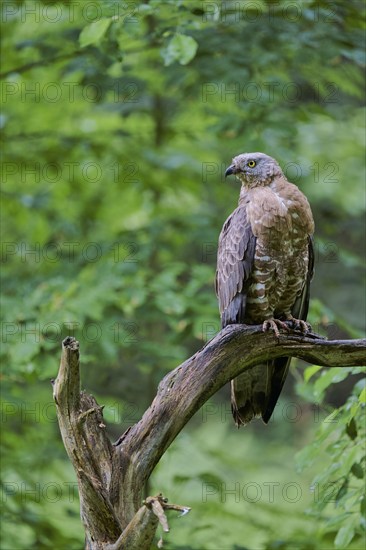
xmin=216 ymin=205 xmax=256 ymax=328
xmin=262 ymin=236 xmax=314 ymax=423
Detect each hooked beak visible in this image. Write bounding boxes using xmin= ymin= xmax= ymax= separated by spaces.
xmin=225 ymin=165 xmax=235 ymax=178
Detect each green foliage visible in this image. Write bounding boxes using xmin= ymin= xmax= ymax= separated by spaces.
xmin=1 ymin=0 xmax=365 ymax=548
xmin=79 ymin=18 xmax=112 ymax=48
xmin=296 ymin=368 xmax=366 ymax=550
xmin=162 ymin=34 xmax=199 ymax=66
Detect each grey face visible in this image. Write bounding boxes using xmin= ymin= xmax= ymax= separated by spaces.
xmin=225 ymin=152 xmax=282 ymax=185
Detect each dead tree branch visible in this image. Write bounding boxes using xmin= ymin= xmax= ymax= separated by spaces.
xmin=53 ymin=327 xmax=366 ymax=549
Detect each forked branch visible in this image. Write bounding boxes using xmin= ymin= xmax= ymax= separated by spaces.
xmin=54 ymin=327 xmax=366 ymax=549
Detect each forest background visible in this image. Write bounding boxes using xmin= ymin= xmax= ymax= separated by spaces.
xmin=1 ymin=1 xmax=365 ymax=549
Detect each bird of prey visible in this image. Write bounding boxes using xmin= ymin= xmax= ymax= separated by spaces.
xmin=216 ymin=152 xmax=314 ymax=427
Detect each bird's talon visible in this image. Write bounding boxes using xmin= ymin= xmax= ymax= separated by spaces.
xmin=262 ymin=319 xmax=290 ymax=338
xmin=286 ymin=317 xmax=312 ymax=334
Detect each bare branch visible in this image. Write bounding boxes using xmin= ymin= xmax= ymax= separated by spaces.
xmin=105 ymin=495 xmax=190 ymax=550
xmin=115 ymin=325 xmax=366 ymax=515
xmin=54 ymin=328 xmax=365 ymax=547
xmin=53 ymin=337 xmax=121 ymax=545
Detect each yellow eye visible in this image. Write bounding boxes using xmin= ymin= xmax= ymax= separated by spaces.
xmin=247 ymin=160 xmax=256 ymax=168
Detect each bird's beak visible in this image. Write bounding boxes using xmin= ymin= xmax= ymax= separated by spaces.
xmin=225 ymin=165 xmax=235 ymax=177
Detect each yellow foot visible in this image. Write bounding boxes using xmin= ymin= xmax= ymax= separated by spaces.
xmin=262 ymin=318 xmax=290 ymax=338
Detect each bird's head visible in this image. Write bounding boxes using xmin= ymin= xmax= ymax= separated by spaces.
xmin=225 ymin=152 xmax=283 ymax=187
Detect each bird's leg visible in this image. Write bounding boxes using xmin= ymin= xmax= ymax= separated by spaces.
xmin=262 ymin=318 xmax=290 ymax=338
xmin=284 ymin=314 xmax=312 ymax=333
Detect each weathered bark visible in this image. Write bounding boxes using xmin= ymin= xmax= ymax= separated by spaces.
xmin=53 ymin=328 xmax=366 ymax=549
xmin=53 ymin=337 xmax=121 ymax=548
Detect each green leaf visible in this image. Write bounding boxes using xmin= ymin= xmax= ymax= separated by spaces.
xmin=198 ymin=472 xmax=225 ymax=486
xmin=325 ymin=512 xmax=353 ymax=530
xmin=79 ymin=18 xmax=111 ymax=48
xmin=361 ymin=495 xmax=366 ymax=516
xmin=346 ymin=417 xmax=357 ymax=440
xmin=335 ymin=479 xmax=348 ymax=504
xmin=295 ymin=443 xmax=318 ymax=472
xmin=359 ymin=386 xmax=366 ymax=404
xmin=351 ymin=463 xmax=364 ymax=479
xmin=336 ymin=445 xmax=361 ymax=478
xmin=314 ymin=368 xmax=351 ymax=397
xmin=304 ymin=365 xmax=323 ymax=382
xmin=162 ymin=33 xmax=198 ymax=66
xmin=334 ymin=524 xmax=355 ymax=548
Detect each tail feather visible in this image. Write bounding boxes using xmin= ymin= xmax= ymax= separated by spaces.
xmin=231 ymin=358 xmax=290 ymax=427
xmin=231 ymin=363 xmax=270 ymax=427
xmin=262 ymin=357 xmax=290 ymax=424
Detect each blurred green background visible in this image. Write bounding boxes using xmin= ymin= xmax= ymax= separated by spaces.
xmin=1 ymin=1 xmax=365 ymax=549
